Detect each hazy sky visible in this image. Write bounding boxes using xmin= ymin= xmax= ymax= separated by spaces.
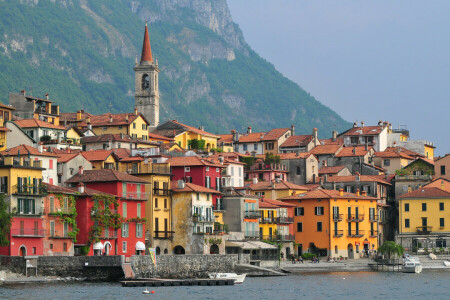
xmin=227 ymin=0 xmax=449 ymax=156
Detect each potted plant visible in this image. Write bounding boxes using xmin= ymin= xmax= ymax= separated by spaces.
xmin=193 ymin=213 xmax=198 ymax=222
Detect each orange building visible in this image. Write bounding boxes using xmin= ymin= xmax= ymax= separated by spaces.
xmin=280 ymin=189 xmax=378 ymax=259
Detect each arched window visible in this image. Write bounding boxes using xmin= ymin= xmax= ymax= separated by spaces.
xmin=142 ymin=74 xmax=150 ymax=91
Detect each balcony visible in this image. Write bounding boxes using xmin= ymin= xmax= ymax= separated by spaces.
xmin=347 ymin=230 xmax=365 ymax=237
xmin=90 ymin=208 xmax=117 ymax=216
xmin=48 ymin=230 xmax=72 ymax=239
xmin=369 ymin=215 xmax=379 ymax=222
xmin=261 ymin=234 xmax=294 ymax=242
xmin=395 ymin=174 xmax=433 ymax=181
xmin=153 ymin=188 xmax=171 ymax=196
xmin=277 ymin=217 xmax=294 ymax=224
xmin=213 ymin=203 xmax=224 ymax=211
xmin=333 ymin=230 xmax=344 ymax=237
xmin=244 ymin=231 xmax=260 ymax=239
xmin=13 ymin=207 xmax=44 ymax=216
xmin=244 ymin=210 xmax=260 ymax=219
xmin=12 ymin=185 xmax=46 ymax=196
xmin=260 ymin=217 xmax=277 ymax=224
xmin=48 ymin=207 xmax=73 ymax=215
xmin=213 ymin=223 xmax=228 ymax=235
xmin=130 ymin=164 xmax=171 ymax=175
xmin=416 ymin=226 xmax=432 ymax=235
xmin=122 ymin=192 xmax=148 ymax=200
xmin=95 ymin=231 xmax=117 ymax=239
xmin=11 ymin=228 xmax=45 ymax=237
xmin=154 ymin=231 xmax=174 ymax=239
xmin=370 ymin=230 xmax=378 ymax=237
xmin=332 ymin=214 xmax=344 ymax=221
xmin=192 ymin=215 xmax=215 ymax=223
xmin=347 ymin=214 xmax=365 ymax=222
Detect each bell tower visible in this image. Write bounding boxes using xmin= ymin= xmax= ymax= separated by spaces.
xmin=134 ymin=22 xmax=160 ymax=130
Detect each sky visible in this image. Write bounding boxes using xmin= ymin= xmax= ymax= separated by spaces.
xmin=227 ymin=0 xmax=449 ymax=156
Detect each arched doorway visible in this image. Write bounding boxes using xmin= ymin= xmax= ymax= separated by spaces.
xmin=285 ymin=247 xmax=290 ymax=259
xmin=104 ymin=242 xmax=112 ymax=255
xmin=164 ymin=249 xmax=168 ymax=254
xmin=173 ymin=245 xmax=185 ymax=255
xmin=206 ymin=143 xmax=211 ymax=151
xmin=156 ymin=247 xmax=161 ymax=255
xmin=19 ymin=246 xmax=26 ymax=257
xmin=210 ymin=244 xmax=219 ymax=254
xmin=347 ymin=243 xmax=354 ymax=259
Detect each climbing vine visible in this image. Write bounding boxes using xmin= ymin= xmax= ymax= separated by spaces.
xmin=204 ymin=238 xmax=222 ymax=245
xmin=87 ymin=194 xmax=121 ymax=245
xmin=49 ymin=193 xmax=79 ymax=242
xmin=127 ymin=217 xmax=147 ymax=223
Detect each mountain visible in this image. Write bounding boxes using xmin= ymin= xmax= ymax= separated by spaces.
xmin=0 ymin=0 xmax=350 ymax=136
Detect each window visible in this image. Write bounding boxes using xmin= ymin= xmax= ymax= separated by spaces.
xmin=133 ymin=123 xmax=136 ymax=129
xmin=103 ymin=126 xmax=107 ymax=131
xmin=231 ymin=166 xmax=234 ymax=176
xmin=18 ymin=198 xmax=35 ymax=214
xmin=63 ymin=222 xmax=68 ymax=237
xmin=50 ymin=244 xmax=53 ymax=250
xmin=122 ymin=241 xmax=127 ymax=253
xmin=405 ymin=219 xmax=410 ymax=228
xmin=440 ymin=202 xmax=444 ymax=211
xmin=137 ymin=203 xmax=141 ymax=218
xmin=49 ymin=196 xmax=55 ymax=213
xmin=122 ymin=182 xmax=127 ymax=198
xmin=49 ymin=159 xmax=53 ymax=170
xmin=404 ymin=203 xmax=409 ymax=212
xmin=440 ymin=218 xmax=445 ymax=227
xmin=207 ymin=194 xmax=210 ymax=201
xmin=123 ymin=202 xmax=127 ymax=218
xmin=32 ymin=247 xmax=36 ymax=254
xmin=243 ymin=144 xmax=247 ymax=151
xmin=142 ymin=124 xmax=146 ymax=130
xmin=63 ymin=197 xmax=68 ymax=211
xmin=184 ymin=167 xmax=190 ymax=172
xmin=63 ymin=243 xmax=67 ymax=252
xmin=118 ymin=125 xmax=123 ymax=129
xmin=206 ymin=167 xmax=210 ymax=171
xmin=254 ymin=144 xmax=258 ymax=151
xmin=121 ymin=223 xmax=129 ymax=237
xmin=297 ymin=222 xmax=303 ymax=232
xmin=317 ymin=222 xmax=322 ymax=232
xmin=422 ymin=203 xmax=427 ymax=211
xmin=441 ymin=165 xmax=446 ymax=175
xmin=315 ymin=207 xmax=324 ymax=216
xmin=164 ymin=199 xmax=167 ymax=209
xmin=216 ymin=168 xmax=220 ymax=172
xmin=295 ymin=207 xmax=304 ymax=216
xmin=50 ymin=221 xmax=55 ymax=236
xmin=296 ymin=166 xmax=301 ymax=175
xmin=155 ymin=198 xmax=158 ymax=208
xmin=383 ymin=159 xmax=390 ymax=167
xmin=196 ymin=193 xmax=200 ymax=200
xmin=205 ymin=176 xmax=211 ymax=188
xmin=136 ymin=223 xmax=143 ymax=238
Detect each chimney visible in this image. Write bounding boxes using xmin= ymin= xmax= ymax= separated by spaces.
xmin=78 ymin=183 xmax=85 ymax=194
xmin=353 ymin=122 xmax=358 ymax=128
xmin=322 ymin=160 xmax=327 ymax=167
xmin=20 ymin=90 xmax=26 ymax=95
xmin=383 ymin=121 xmax=389 ymax=129
xmin=313 ymin=128 xmax=318 ymax=146
xmin=134 ymin=107 xmax=138 ymax=115
xmin=353 ymin=147 xmax=356 ymax=155
xmin=356 ymin=188 xmax=360 ymax=196
xmin=218 ymin=155 xmax=224 ymax=165
xmin=247 ymin=126 xmax=252 ymax=134
xmin=79 ymin=166 xmax=84 ymax=175
xmin=365 ymin=143 xmax=368 ymax=151
xmin=125 ymin=114 xmax=129 ymax=122
xmin=109 ymin=114 xmax=113 ymax=123
xmin=120 ymin=133 xmax=124 ymax=139
xmin=45 ymin=93 xmax=49 ymax=100
xmin=77 ymin=110 xmax=82 ymax=121
xmin=38 ymin=144 xmax=43 ymax=153
xmin=361 ymin=190 xmax=367 ymax=196
xmin=252 ymin=177 xmax=258 ymax=184
xmin=355 ymin=172 xmax=360 ymax=181
xmin=339 ymin=188 xmax=344 ymax=196
xmin=271 ymin=180 xmax=275 ymax=189
xmin=199 ymin=126 xmax=204 ymax=131
xmin=291 ymin=124 xmax=295 ymax=136
xmin=378 ymin=120 xmax=383 ymax=127
xmin=361 ymin=121 xmax=365 ymax=128
xmin=332 ymin=130 xmax=337 ymax=142
xmin=177 ymin=179 xmax=185 ymax=189
xmin=275 ymin=177 xmax=281 ymax=183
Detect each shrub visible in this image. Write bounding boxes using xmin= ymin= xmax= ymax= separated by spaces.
xmin=301 ymin=253 xmax=316 ymax=260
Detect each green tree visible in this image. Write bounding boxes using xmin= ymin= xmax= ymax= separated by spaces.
xmin=264 ymin=153 xmax=281 ymax=165
xmin=0 ymin=194 xmax=13 ymax=246
xmin=378 ymin=241 xmax=404 ymax=259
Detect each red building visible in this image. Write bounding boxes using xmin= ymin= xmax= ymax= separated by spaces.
xmin=66 ymin=169 xmax=149 ymax=257
xmin=167 ymin=156 xmax=225 ymax=206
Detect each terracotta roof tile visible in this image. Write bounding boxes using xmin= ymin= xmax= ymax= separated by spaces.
xmin=167 ymin=156 xmax=224 ymax=168
xmin=325 ymin=175 xmax=391 ymax=185
xmin=262 ymin=128 xmax=290 ymax=141
xmin=280 ymin=135 xmax=313 ymax=148
xmin=57 ymin=153 xmax=80 ymax=163
xmin=248 ymin=180 xmax=314 ymax=191
xmin=310 ymin=144 xmax=343 ymax=155
xmin=259 ymin=198 xmax=296 ymax=207
xmin=218 ymin=134 xmax=233 ymax=144
xmin=60 ymin=112 xmax=93 ymax=122
xmin=399 ymin=187 xmax=450 ymax=198
xmin=423 ymin=178 xmax=450 ymax=190
xmin=280 ymin=189 xmax=377 ymax=201
xmin=66 ymin=169 xmax=149 ymax=184
xmin=374 ymin=150 xmax=414 ymax=160
xmin=168 ymin=120 xmax=219 ymax=138
xmin=140 ymin=23 xmax=153 ymax=62
xmin=79 ymin=113 xmax=146 ymax=127
xmin=171 ymin=181 xmax=221 ymax=194
xmin=81 ymin=150 xmax=116 ymax=162
xmin=384 ymin=147 xmax=424 ymax=158
xmin=43 ymin=182 xmax=77 ymax=194
xmin=1 ymin=144 xmax=59 ymax=157
xmin=335 ymin=146 xmax=372 ymax=157
xmin=343 ymin=126 xmax=384 ymax=136
xmin=319 ymin=166 xmax=346 ymax=175
xmin=278 ymin=152 xmax=313 ymax=160
xmin=14 ymin=118 xmax=66 ymax=130
xmin=148 ymin=132 xmax=174 ymax=142
xmin=238 ymin=132 xmax=267 ymax=143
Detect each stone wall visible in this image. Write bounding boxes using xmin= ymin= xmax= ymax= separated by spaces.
xmin=0 ymin=255 xmax=26 ymax=274
xmin=131 ymin=254 xmax=247 ymax=279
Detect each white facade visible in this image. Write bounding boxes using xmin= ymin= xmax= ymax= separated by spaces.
xmin=344 ymin=127 xmax=388 ymax=152
xmin=6 ymin=121 xmax=36 ymax=148
xmin=57 ymin=154 xmax=93 ymax=187
xmin=224 ymin=162 xmax=244 ymax=188
xmin=192 ymin=192 xmax=215 ymax=234
xmin=24 ymin=127 xmax=66 ymax=143
xmin=236 ymin=142 xmax=264 ymax=155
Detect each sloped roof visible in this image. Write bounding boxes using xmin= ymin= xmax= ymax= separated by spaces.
xmin=171 ymin=181 xmax=221 ymax=194
xmin=280 ymin=135 xmax=313 ymax=148
xmin=81 ymin=134 xmax=158 ymax=146
xmin=14 ymin=118 xmax=66 ymax=130
xmin=277 ymin=152 xmax=314 ymax=160
xmin=238 ymin=132 xmax=267 ymax=143
xmin=399 ymin=187 xmax=450 ymax=199
xmin=384 ymin=147 xmax=424 ymax=158
xmin=57 ymin=153 xmax=80 ymax=163
xmin=66 ymin=169 xmax=149 ymax=184
xmin=248 ymin=180 xmax=314 ymax=191
xmin=280 ymin=189 xmax=377 ymax=201
xmin=342 ymin=126 xmax=384 ymax=136
xmin=423 ymin=178 xmax=450 ymax=190
xmin=167 ymin=156 xmax=224 ymax=168
xmin=1 ymin=144 xmax=59 ymax=157
xmin=218 ymin=134 xmax=233 ymax=144
xmin=148 ymin=132 xmax=174 ymax=142
xmin=325 ymin=175 xmax=391 ymax=185
xmin=79 ymin=113 xmax=148 ymax=127
xmin=60 ymin=111 xmax=93 ymax=123
xmin=335 ymin=146 xmax=372 ymax=157
xmin=262 ymin=128 xmax=290 ymax=141
xmin=259 ymin=198 xmax=296 ymax=208
xmin=43 ymin=182 xmax=77 ymax=195
xmin=310 ymin=144 xmax=343 ymax=155
xmin=319 ymin=166 xmax=346 ymax=175
xmin=374 ymin=150 xmax=414 ymax=160
xmin=169 ymin=120 xmax=219 ymax=138
xmin=140 ymin=23 xmax=153 ymax=63
xmin=73 ymin=187 xmax=117 ymax=197
xmin=81 ymin=150 xmax=116 ymax=162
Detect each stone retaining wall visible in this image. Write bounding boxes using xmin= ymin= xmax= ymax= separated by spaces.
xmin=0 ymin=256 xmax=25 ymax=274
xmin=132 ymin=254 xmax=249 ymax=279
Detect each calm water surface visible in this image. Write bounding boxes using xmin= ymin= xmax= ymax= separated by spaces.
xmin=1 ymin=271 xmax=449 ymax=300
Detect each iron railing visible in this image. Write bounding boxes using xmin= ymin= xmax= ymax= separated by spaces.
xmin=11 ymin=228 xmax=45 ymax=237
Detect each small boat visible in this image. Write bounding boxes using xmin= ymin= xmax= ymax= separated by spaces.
xmin=208 ymin=272 xmax=246 ymax=284
xmin=444 ymin=261 xmax=450 ymax=267
xmin=402 ymin=257 xmax=422 ymax=273
xmin=142 ymin=288 xmax=151 ymax=294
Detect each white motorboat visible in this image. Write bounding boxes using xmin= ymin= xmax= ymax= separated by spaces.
xmin=208 ymin=272 xmax=246 ymax=284
xmin=443 ymin=261 xmax=450 ymax=267
xmin=402 ymin=257 xmax=422 ymax=273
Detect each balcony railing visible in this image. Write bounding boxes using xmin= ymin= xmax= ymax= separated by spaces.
xmin=347 ymin=230 xmax=365 ymax=237
xmin=261 ymin=234 xmax=295 ymax=241
xmin=130 ymin=164 xmax=171 ymax=175
xmin=48 ymin=230 xmax=72 ymax=238
xmin=369 ymin=215 xmax=379 ymax=222
xmin=11 ymin=228 xmax=45 ymax=237
xmin=213 ymin=203 xmax=224 ymax=211
xmin=260 ymin=217 xmax=277 ymax=224
xmin=347 ymin=214 xmax=365 ymax=222
xmin=244 ymin=210 xmax=260 ymax=219
xmin=192 ymin=215 xmax=215 ymax=223
xmin=122 ymin=192 xmax=148 ymax=200
xmin=332 ymin=214 xmax=344 ymax=221
xmin=277 ymin=217 xmax=294 ymax=224
xmin=395 ymin=175 xmax=433 ymax=181
xmin=153 ymin=188 xmax=171 ymax=196
xmin=333 ymin=230 xmax=344 ymax=237
xmin=370 ymin=231 xmax=378 ymax=237
xmin=154 ymin=231 xmax=174 ymax=239
xmin=12 ymin=185 xmax=46 ymax=195
xmin=245 ymin=231 xmax=260 ymax=238
xmin=14 ymin=208 xmax=44 ymax=216
xmin=416 ymin=226 xmax=432 ymax=234
xmin=48 ymin=207 xmax=73 ymax=215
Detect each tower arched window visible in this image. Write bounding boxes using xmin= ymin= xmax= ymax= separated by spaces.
xmin=142 ymin=74 xmax=150 ymax=91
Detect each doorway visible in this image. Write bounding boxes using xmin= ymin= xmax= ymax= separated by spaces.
xmin=347 ymin=243 xmax=354 ymax=259
xmin=19 ymin=246 xmax=27 ymax=257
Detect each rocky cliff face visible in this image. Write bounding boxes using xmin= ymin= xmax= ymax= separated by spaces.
xmin=0 ymin=0 xmax=350 ymax=135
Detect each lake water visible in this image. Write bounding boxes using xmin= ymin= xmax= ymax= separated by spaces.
xmin=1 ymin=271 xmax=449 ymax=300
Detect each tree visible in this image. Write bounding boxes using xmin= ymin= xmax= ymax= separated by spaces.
xmin=378 ymin=241 xmax=404 ymax=259
xmin=0 ymin=194 xmax=13 ymax=246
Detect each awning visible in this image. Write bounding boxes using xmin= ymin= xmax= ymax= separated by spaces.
xmin=93 ymin=242 xmax=103 ymax=250
xmin=136 ymin=241 xmax=146 ymax=251
xmin=225 ymin=240 xmax=278 ymax=250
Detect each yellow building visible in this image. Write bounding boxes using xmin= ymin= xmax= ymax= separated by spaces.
xmin=281 ymin=189 xmax=379 ymax=259
xmin=65 ymin=126 xmax=82 ymax=145
xmin=153 ymin=120 xmax=219 ymax=151
xmin=247 ymin=180 xmax=312 ymax=200
xmin=118 ymin=160 xmax=172 ymax=254
xmin=398 ymin=186 xmax=450 ymax=251
xmin=0 ymin=103 xmax=15 ymax=151
xmin=81 ymin=150 xmax=119 ymax=170
xmin=79 ymin=109 xmax=150 ymax=140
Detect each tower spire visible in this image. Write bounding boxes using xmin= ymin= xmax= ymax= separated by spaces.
xmin=140 ymin=21 xmax=153 ymax=63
